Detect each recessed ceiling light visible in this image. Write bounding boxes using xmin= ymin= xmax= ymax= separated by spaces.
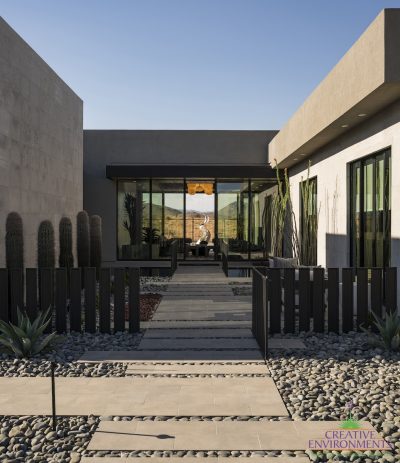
xmin=299 ymin=153 xmax=306 ymax=156
xmin=341 ymin=124 xmax=349 ymax=128
xmin=293 ymin=158 xmax=298 ymax=161
xmin=357 ymin=113 xmax=367 ymax=117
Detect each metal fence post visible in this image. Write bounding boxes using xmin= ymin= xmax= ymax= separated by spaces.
xmin=51 ymin=362 xmax=57 ymax=431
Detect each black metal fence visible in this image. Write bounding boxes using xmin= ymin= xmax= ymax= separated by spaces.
xmin=0 ymin=267 xmax=140 ymax=334
xmin=252 ymin=267 xmax=398 ymax=349
xmin=170 ymin=240 xmax=178 ymax=274
xmin=252 ymin=267 xmax=268 ymax=360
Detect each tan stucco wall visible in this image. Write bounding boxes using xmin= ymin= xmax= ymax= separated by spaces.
xmin=270 ymin=9 xmax=400 ymax=168
xmin=287 ymin=99 xmax=400 ymax=286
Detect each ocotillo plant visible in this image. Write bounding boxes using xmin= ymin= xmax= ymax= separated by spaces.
xmin=5 ymin=212 xmax=24 ymax=269
xmin=77 ymin=211 xmax=90 ymax=268
xmin=59 ymin=217 xmax=74 ymax=269
xmin=90 ymin=215 xmax=102 ymax=278
xmin=37 ymin=220 xmax=55 ymax=268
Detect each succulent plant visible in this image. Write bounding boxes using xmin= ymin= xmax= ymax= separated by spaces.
xmin=5 ymin=212 xmax=24 ymax=269
xmin=362 ymin=311 xmax=400 ymax=351
xmin=77 ymin=211 xmax=90 ymax=267
xmin=90 ymin=215 xmax=102 ymax=277
xmin=37 ymin=220 xmax=55 ymax=268
xmin=59 ymin=217 xmax=74 ymax=269
xmin=0 ymin=307 xmax=57 ymax=358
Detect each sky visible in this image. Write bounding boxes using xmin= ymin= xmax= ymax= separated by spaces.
xmin=2 ymin=0 xmax=400 ymax=130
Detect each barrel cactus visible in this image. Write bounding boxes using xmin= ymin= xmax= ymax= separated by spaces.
xmin=5 ymin=212 xmax=24 ymax=269
xmin=77 ymin=211 xmax=90 ymax=268
xmin=90 ymin=215 xmax=102 ymax=277
xmin=59 ymin=217 xmax=74 ymax=269
xmin=37 ymin=220 xmax=55 ymax=268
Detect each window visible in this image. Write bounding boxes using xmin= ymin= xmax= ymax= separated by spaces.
xmin=117 ymin=180 xmax=150 ymax=259
xmin=350 ymin=149 xmax=391 ymax=267
xmin=299 ymin=177 xmax=317 ymax=266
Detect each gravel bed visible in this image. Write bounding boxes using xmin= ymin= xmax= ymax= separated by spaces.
xmin=0 ymin=415 xmax=98 ymax=462
xmin=140 ymin=276 xmax=170 ymax=293
xmin=83 ymin=450 xmax=309 ymax=458
xmin=0 ymin=332 xmax=142 ymax=377
xmin=269 ymin=332 xmax=400 ymax=462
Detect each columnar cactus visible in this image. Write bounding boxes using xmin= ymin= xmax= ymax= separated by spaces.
xmin=59 ymin=217 xmax=74 ymax=269
xmin=37 ymin=220 xmax=55 ymax=268
xmin=90 ymin=215 xmax=102 ymax=277
xmin=5 ymin=212 xmax=24 ymax=269
xmin=76 ymin=211 xmax=90 ymax=268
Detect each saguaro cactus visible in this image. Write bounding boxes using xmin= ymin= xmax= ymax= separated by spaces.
xmin=90 ymin=215 xmax=102 ymax=278
xmin=37 ymin=220 xmax=55 ymax=268
xmin=76 ymin=211 xmax=90 ymax=268
xmin=59 ymin=217 xmax=74 ymax=269
xmin=5 ymin=212 xmax=24 ymax=269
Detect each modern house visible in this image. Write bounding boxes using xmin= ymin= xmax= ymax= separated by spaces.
xmin=1 ymin=9 xmax=400 ymax=275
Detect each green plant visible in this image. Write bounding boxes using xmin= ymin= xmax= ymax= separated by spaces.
xmin=37 ymin=220 xmax=55 ymax=268
xmin=5 ymin=212 xmax=24 ymax=269
xmin=142 ymin=227 xmax=159 ymax=243
xmin=122 ymin=193 xmax=136 ymax=245
xmin=299 ymin=164 xmax=319 ymax=266
xmin=0 ymin=307 xmax=57 ymax=358
xmin=90 ymin=215 xmax=102 ymax=277
xmin=361 ymin=311 xmax=400 ymax=351
xmin=269 ymin=164 xmax=299 ymax=260
xmin=77 ymin=210 xmax=90 ymax=267
xmin=59 ymin=217 xmax=74 ymax=269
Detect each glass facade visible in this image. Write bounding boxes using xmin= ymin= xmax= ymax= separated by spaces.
xmin=117 ymin=178 xmax=275 ymax=261
xmin=350 ymin=149 xmax=391 ymax=267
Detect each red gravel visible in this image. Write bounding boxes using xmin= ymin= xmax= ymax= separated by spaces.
xmin=125 ymin=293 xmax=162 ymax=321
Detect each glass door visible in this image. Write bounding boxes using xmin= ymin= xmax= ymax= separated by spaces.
xmin=184 ymin=180 xmax=215 ymax=260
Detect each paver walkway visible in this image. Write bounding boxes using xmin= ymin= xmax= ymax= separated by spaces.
xmin=82 ymin=265 xmax=353 ymax=459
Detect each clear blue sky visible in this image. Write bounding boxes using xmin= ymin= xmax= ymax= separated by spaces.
xmin=2 ymin=0 xmax=400 ymax=130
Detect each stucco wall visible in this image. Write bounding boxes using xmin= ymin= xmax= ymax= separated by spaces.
xmin=288 ymin=99 xmax=400 ymax=274
xmin=0 ymin=18 xmax=83 ymax=267
xmin=83 ymin=130 xmax=276 ymax=263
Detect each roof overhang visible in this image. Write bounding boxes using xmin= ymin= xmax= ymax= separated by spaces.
xmin=269 ymin=9 xmax=400 ymax=169
xmin=106 ymin=164 xmax=276 ymax=179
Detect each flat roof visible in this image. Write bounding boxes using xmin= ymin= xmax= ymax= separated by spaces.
xmin=106 ymin=164 xmax=276 ymax=179
xmin=269 ymin=9 xmax=400 ymax=169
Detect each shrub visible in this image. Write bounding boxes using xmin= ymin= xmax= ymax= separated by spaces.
xmin=362 ymin=311 xmax=400 ymax=351
xmin=0 ymin=308 xmax=57 ymax=358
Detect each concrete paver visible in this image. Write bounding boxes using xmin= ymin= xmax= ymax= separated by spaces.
xmin=125 ymin=363 xmax=269 ymax=375
xmin=138 ymin=338 xmax=259 ymax=350
xmin=0 ymin=376 xmax=287 ymax=416
xmin=87 ymin=420 xmax=377 ymax=450
xmin=79 ymin=350 xmax=263 ymax=362
xmin=82 ymin=458 xmax=310 ymax=463
xmin=142 ymin=328 xmax=253 ymax=338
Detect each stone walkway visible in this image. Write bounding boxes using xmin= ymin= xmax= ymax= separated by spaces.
xmin=81 ymin=265 xmax=357 ymax=459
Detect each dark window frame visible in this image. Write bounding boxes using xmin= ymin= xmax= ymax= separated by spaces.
xmin=349 ymin=148 xmax=391 ymax=268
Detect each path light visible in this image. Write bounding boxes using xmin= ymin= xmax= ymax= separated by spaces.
xmin=51 ymin=362 xmax=57 ymax=431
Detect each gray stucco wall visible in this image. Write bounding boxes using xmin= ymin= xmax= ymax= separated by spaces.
xmin=0 ymin=17 xmax=83 ymax=267
xmin=83 ymin=130 xmax=277 ymax=263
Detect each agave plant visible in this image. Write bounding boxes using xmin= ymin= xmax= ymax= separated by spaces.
xmin=362 ymin=311 xmax=400 ymax=351
xmin=0 ymin=307 xmax=57 ymax=358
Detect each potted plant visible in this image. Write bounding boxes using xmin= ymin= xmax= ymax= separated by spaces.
xmin=142 ymin=227 xmax=160 ymax=258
